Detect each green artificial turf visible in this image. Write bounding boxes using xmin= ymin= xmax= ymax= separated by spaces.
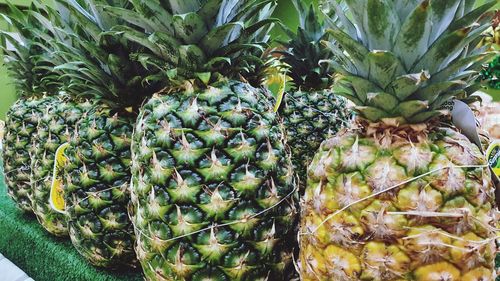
xmin=0 ymin=171 xmax=143 ymax=281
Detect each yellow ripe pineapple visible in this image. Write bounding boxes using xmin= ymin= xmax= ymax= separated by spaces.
xmin=299 ymin=0 xmax=499 ymax=280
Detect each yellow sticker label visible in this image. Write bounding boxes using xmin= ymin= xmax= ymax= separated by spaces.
xmin=487 ymin=141 xmax=500 ymax=177
xmin=265 ymin=67 xmax=288 ymax=113
xmin=50 ymin=143 xmax=69 ymax=214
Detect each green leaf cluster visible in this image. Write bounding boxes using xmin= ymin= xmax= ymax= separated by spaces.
xmin=323 ymin=0 xmax=497 ymax=123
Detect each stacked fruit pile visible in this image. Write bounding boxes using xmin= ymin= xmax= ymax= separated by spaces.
xmin=0 ymin=0 xmax=498 ymax=280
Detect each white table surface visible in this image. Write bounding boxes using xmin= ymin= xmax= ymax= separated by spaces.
xmin=0 ymin=253 xmax=33 ymax=281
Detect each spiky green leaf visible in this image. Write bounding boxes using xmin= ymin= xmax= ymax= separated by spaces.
xmin=366 ymin=92 xmax=398 ymax=112
xmin=394 ymin=1 xmax=431 ymax=70
xmin=395 ymin=100 xmax=429 ymax=119
xmin=172 ymin=12 xmax=208 ymax=44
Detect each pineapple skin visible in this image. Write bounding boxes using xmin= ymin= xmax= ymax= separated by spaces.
xmin=31 ymin=98 xmax=91 ymax=237
xmin=64 ymin=105 xmax=137 ymax=268
xmin=281 ymin=89 xmax=351 ymax=183
xmin=131 ymin=81 xmax=298 ymax=281
xmin=299 ymin=123 xmax=497 ymax=281
xmin=2 ymin=96 xmax=54 ymax=213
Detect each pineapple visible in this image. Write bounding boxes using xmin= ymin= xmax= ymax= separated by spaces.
xmin=0 ymin=2 xmax=59 ymax=213
xmin=276 ymin=0 xmax=351 ymax=182
xmin=3 ymin=98 xmax=53 ymax=212
xmin=2 ymin=1 xmax=94 ymax=236
xmin=106 ymin=0 xmax=299 ymax=279
xmin=65 ymin=105 xmax=138 ymax=268
xmin=299 ymin=0 xmax=499 ymax=280
xmin=31 ymin=96 xmax=93 ymax=236
xmin=53 ymin=0 xmax=163 ymax=268
xmin=16 ymin=3 xmax=96 ymax=237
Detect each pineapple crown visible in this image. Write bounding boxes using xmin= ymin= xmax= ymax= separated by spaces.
xmin=0 ymin=2 xmax=59 ymax=97
xmin=275 ymin=0 xmax=342 ymax=91
xmin=49 ymin=0 xmax=164 ymax=109
xmin=323 ymin=0 xmax=497 ymax=124
xmin=102 ymin=0 xmax=278 ymax=87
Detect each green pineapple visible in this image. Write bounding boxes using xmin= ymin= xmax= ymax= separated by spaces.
xmin=2 ymin=1 xmax=95 ymax=236
xmin=275 ymin=0 xmax=351 ymax=182
xmin=0 ymin=2 xmax=60 ymax=213
xmin=299 ymin=1 xmax=498 ymax=280
xmin=105 ymin=0 xmax=299 ymax=279
xmin=53 ymin=0 xmax=162 ymax=268
xmin=3 ymin=98 xmax=52 ymax=213
xmin=31 ymin=96 xmax=94 ymax=236
xmin=18 ymin=3 xmax=97 ymax=237
xmin=65 ymin=105 xmax=137 ymax=268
